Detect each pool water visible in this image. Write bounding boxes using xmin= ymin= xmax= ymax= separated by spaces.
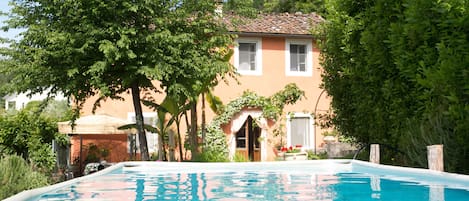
xmin=21 ymin=161 xmax=469 ymax=201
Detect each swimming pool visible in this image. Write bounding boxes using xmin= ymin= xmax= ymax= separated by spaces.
xmin=7 ymin=160 xmax=469 ymax=201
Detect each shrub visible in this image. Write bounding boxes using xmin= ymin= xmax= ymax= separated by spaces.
xmin=233 ymin=153 xmax=249 ymax=162
xmin=0 ymin=100 xmax=71 ymax=176
xmin=306 ymin=150 xmax=328 ymax=160
xmin=28 ymin=137 xmax=56 ymax=174
xmin=0 ymin=155 xmax=49 ymax=199
xmin=193 ymin=147 xmax=229 ymax=162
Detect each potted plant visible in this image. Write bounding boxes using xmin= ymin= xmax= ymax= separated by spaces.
xmin=272 ymin=124 xmax=286 ymax=150
xmin=280 ymin=145 xmax=308 ymax=161
xmin=322 ymin=130 xmax=338 ymax=144
xmin=100 ymin=148 xmax=110 ymax=162
xmin=67 ymin=156 xmax=81 ymax=178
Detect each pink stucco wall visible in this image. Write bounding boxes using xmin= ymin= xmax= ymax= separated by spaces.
xmin=70 ymin=134 xmax=131 ymax=164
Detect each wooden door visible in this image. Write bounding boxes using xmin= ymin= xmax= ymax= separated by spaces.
xmin=235 ymin=116 xmax=261 ymax=161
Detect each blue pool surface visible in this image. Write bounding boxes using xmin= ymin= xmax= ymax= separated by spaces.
xmin=7 ymin=160 xmax=469 ymax=201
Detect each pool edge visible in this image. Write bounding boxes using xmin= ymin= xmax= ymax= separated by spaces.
xmin=4 ymin=162 xmax=126 ymax=201
xmin=351 ymin=160 xmax=469 ymax=188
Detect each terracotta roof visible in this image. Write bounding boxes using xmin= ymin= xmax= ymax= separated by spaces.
xmin=224 ymin=12 xmax=324 ymax=36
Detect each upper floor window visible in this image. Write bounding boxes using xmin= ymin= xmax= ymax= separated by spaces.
xmin=285 ymin=39 xmax=313 ymax=76
xmin=234 ymin=38 xmax=262 ymax=76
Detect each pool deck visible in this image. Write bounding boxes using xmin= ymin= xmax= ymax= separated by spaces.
xmin=5 ymin=159 xmax=469 ymax=201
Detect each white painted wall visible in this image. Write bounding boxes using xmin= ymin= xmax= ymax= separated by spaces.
xmin=3 ymin=91 xmax=67 ymax=110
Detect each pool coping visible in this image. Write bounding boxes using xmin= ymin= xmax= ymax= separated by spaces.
xmin=5 ymin=159 xmax=469 ymax=201
xmin=5 ymin=161 xmax=126 ymax=201
xmin=351 ymin=160 xmax=469 ymax=188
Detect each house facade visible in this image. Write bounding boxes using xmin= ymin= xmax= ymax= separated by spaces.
xmin=77 ymin=12 xmax=331 ymax=162
xmin=3 ymin=90 xmax=67 ymax=110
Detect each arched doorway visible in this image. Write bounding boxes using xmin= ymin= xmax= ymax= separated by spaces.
xmin=235 ymin=116 xmax=261 ymax=161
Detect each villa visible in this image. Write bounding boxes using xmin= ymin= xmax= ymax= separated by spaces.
xmin=61 ymin=12 xmax=331 ymax=164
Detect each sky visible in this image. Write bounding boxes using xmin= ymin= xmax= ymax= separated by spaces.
xmin=0 ymin=0 xmax=23 ymax=41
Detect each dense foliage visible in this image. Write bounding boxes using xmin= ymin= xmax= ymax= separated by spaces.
xmin=0 ymin=155 xmax=49 ymax=200
xmin=0 ymin=100 xmax=72 ymax=173
xmin=320 ymin=0 xmax=469 ymax=173
xmin=225 ymin=0 xmax=326 ymax=16
xmin=0 ymin=0 xmax=236 ymax=160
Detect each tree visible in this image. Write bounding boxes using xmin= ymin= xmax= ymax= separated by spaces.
xmin=147 ymin=0 xmax=235 ymax=159
xmin=225 ymin=0 xmax=326 ymax=16
xmin=1 ymin=0 xmax=235 ymax=161
xmin=140 ymin=95 xmax=191 ymax=161
xmin=320 ymin=0 xmax=469 ymax=173
xmin=0 ymin=100 xmax=70 ymax=173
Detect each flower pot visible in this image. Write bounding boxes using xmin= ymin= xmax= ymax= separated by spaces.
xmin=283 ymin=152 xmax=308 ymax=161
xmin=323 ymin=135 xmax=336 ymax=143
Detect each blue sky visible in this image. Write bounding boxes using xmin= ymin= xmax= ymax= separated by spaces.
xmin=1 ymin=1 xmax=23 ymax=41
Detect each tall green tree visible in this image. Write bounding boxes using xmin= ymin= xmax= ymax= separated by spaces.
xmin=225 ymin=0 xmax=326 ymax=16
xmin=1 ymin=0 xmax=235 ymax=161
xmin=147 ymin=1 xmax=235 ymax=159
xmin=320 ymin=0 xmax=469 ymax=173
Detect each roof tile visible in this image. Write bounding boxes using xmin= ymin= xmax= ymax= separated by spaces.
xmin=224 ymin=12 xmax=324 ymax=35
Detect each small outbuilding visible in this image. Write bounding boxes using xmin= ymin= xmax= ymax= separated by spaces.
xmin=58 ymin=114 xmax=136 ymax=175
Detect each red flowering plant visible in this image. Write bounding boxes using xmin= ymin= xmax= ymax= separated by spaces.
xmin=280 ymin=145 xmax=302 ymax=153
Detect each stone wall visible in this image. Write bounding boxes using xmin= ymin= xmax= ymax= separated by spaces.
xmin=325 ymin=142 xmax=358 ymax=158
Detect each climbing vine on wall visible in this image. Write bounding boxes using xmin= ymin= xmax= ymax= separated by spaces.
xmin=202 ymin=83 xmax=305 ymax=160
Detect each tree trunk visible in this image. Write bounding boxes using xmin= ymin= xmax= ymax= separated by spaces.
xmin=131 ymin=83 xmax=149 ymax=161
xmin=190 ymin=101 xmax=199 ymax=160
xmin=201 ymin=92 xmax=206 ymax=151
xmin=184 ymin=110 xmax=190 ymax=160
xmin=176 ymin=118 xmax=183 ymax=161
xmin=158 ymin=130 xmax=164 ymax=161
xmin=168 ymin=129 xmax=176 ymax=162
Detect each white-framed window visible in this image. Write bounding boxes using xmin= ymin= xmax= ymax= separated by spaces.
xmin=6 ymin=101 xmax=16 ymax=110
xmin=127 ymin=112 xmax=158 ymax=154
xmin=234 ymin=38 xmax=262 ymax=76
xmin=285 ymin=39 xmax=313 ymax=76
xmin=286 ymin=113 xmax=315 ymax=149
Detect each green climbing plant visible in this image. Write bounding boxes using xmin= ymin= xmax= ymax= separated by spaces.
xmin=202 ymin=83 xmax=305 ymax=161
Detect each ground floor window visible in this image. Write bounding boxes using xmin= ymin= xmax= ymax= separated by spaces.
xmin=127 ymin=112 xmax=158 ymax=154
xmin=6 ymin=101 xmax=16 ymax=110
xmin=286 ymin=113 xmax=314 ymax=149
